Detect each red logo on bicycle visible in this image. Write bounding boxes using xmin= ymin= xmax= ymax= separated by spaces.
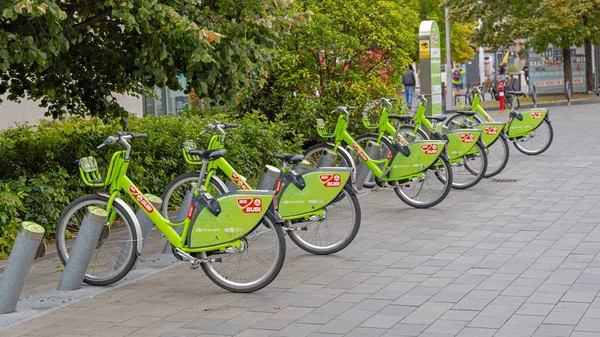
xmin=484 ymin=127 xmax=497 ymax=135
xmin=351 ymin=144 xmax=369 ymax=162
xmin=231 ymin=172 xmax=250 ymax=190
xmin=135 ymin=194 xmax=154 ymax=213
xmin=320 ymin=174 xmax=342 ymax=187
xmin=128 ymin=185 xmax=154 ymax=213
xmin=238 ymin=198 xmax=262 ymax=213
xmin=387 ymin=149 xmax=392 ymax=160
xmin=459 ymin=134 xmax=475 ymax=143
xmin=531 ymin=112 xmax=543 ymax=119
xmin=421 ymin=144 xmax=438 ymax=154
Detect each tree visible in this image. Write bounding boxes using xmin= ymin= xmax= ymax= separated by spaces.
xmin=244 ymin=0 xmax=420 ymax=135
xmin=0 ymin=0 xmax=306 ymax=118
xmin=446 ymin=0 xmax=600 ymax=94
xmin=419 ymin=0 xmax=476 ymax=64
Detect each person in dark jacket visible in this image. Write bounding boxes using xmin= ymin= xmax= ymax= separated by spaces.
xmin=402 ymin=65 xmax=416 ymax=111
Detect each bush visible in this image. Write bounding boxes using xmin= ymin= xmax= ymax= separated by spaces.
xmin=0 ymin=112 xmax=304 ymax=256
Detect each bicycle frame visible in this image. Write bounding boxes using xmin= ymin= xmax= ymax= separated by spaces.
xmin=374 ymin=99 xmax=483 ymax=162
xmin=98 ymin=149 xmax=256 ymax=254
xmin=460 ymin=89 xmax=549 ymax=139
xmin=187 ymin=134 xmax=350 ymax=221
xmin=318 ymin=112 xmax=445 ymax=183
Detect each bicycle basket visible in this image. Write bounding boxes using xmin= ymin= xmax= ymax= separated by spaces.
xmin=78 ymin=156 xmax=106 ymax=187
xmin=315 ymin=118 xmax=335 ymax=138
xmin=182 ymin=140 xmax=203 ymax=164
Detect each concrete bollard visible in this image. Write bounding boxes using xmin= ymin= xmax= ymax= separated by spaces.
xmin=137 ymin=194 xmax=162 ymax=254
xmin=317 ymin=149 xmax=337 ymax=168
xmin=293 ymin=160 xmax=310 ymax=175
xmin=57 ymin=207 xmax=107 ymax=291
xmin=0 ymin=222 xmax=45 ymax=314
xmin=120 ymin=194 xmax=162 ymax=270
xmin=354 ymin=141 xmax=382 ymax=189
xmin=162 ymin=188 xmax=193 ymax=254
xmin=256 ymin=165 xmax=280 ymax=190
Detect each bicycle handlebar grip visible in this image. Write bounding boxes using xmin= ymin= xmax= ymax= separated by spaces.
xmin=224 ymin=123 xmax=238 ymax=129
xmin=422 ymin=93 xmax=431 ymax=97
xmin=346 ymin=106 xmax=357 ymax=110
xmin=388 ymin=98 xmax=398 ymax=102
xmin=130 ymin=133 xmax=148 ymax=139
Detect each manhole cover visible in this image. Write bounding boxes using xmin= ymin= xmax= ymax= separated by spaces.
xmin=491 ymin=178 xmax=519 ymax=183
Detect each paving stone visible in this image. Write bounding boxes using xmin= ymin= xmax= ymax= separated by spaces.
xmin=532 ymin=324 xmax=575 ymax=337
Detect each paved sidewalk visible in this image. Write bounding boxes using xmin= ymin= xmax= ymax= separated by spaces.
xmin=2 ymin=104 xmax=600 ymax=337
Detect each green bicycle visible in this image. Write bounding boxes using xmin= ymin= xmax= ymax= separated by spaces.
xmin=160 ymin=122 xmax=360 ymax=255
xmin=447 ymin=85 xmax=553 ymax=156
xmin=388 ymin=93 xmax=489 ymax=189
xmin=304 ymin=106 xmax=453 ymax=209
xmin=56 ymin=133 xmax=286 ymax=293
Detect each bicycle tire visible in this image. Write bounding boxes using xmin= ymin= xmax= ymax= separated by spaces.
xmin=446 ymin=114 xmax=509 ymax=178
xmin=287 ymin=184 xmax=361 ymax=255
xmin=56 ymin=194 xmax=138 ymax=286
xmin=453 ymin=141 xmax=488 ymax=189
xmin=160 ymin=172 xmax=229 ymax=221
xmin=303 ymin=143 xmax=356 ymax=171
xmin=393 ymin=154 xmax=453 ymax=209
xmin=200 ymin=213 xmax=286 ymax=293
xmin=513 ymin=118 xmax=553 ymax=155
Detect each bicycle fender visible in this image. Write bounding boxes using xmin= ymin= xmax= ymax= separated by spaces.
xmin=99 ymin=193 xmax=144 ymax=256
xmin=267 ymin=207 xmax=284 ymax=225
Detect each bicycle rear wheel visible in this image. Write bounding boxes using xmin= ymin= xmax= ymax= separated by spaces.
xmin=452 ymin=142 xmax=487 ymax=189
xmin=56 ymin=194 xmax=138 ymax=286
xmin=288 ymin=184 xmax=361 ymax=255
xmin=513 ymin=119 xmax=553 ymax=155
xmin=447 ymin=114 xmax=509 ymax=178
xmin=200 ymin=214 xmax=286 ymax=293
xmin=393 ymin=155 xmax=453 ymax=209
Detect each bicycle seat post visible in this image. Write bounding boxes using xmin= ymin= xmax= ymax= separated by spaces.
xmin=196 ymin=161 xmax=209 ymax=190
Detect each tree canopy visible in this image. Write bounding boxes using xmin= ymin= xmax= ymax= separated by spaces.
xmin=0 ymin=0 xmax=307 ymax=117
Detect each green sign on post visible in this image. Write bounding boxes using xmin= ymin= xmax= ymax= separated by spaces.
xmin=419 ymin=20 xmax=442 ymax=116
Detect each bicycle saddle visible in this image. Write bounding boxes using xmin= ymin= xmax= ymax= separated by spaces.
xmin=274 ymin=154 xmax=304 ymax=164
xmin=454 ymin=110 xmax=476 ymax=116
xmin=388 ymin=114 xmax=414 ymax=123
xmin=188 ymin=149 xmax=226 ymax=160
xmin=424 ymin=115 xmax=448 ymax=122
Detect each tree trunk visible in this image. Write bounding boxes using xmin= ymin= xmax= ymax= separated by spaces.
xmin=562 ymin=47 xmax=573 ymax=96
xmin=585 ymin=40 xmax=594 ymax=92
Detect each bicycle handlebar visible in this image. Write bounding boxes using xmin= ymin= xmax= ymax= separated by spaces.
xmin=96 ymin=133 xmax=148 ymax=149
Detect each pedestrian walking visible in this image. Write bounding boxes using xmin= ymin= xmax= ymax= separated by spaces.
xmin=499 ymin=63 xmax=506 ymax=81
xmin=523 ymin=64 xmax=529 ymax=85
xmin=402 ymin=65 xmax=416 ymax=111
xmin=451 ymin=63 xmax=466 ymax=96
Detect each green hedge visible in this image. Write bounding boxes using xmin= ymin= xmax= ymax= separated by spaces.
xmin=0 ymin=112 xmax=304 ymax=258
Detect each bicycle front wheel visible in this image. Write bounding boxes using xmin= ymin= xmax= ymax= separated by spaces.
xmin=452 ymin=142 xmax=488 ymax=189
xmin=56 ymin=194 xmax=138 ymax=286
xmin=288 ymin=184 xmax=361 ymax=255
xmin=303 ymin=143 xmax=355 ymax=169
xmin=393 ymin=155 xmax=453 ymax=209
xmin=160 ymin=172 xmax=228 ymax=221
xmin=513 ymin=119 xmax=553 ymax=155
xmin=200 ymin=214 xmax=286 ymax=293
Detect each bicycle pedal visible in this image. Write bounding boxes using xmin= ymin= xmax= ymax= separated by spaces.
xmin=190 ymin=260 xmax=201 ymax=269
xmin=284 ymin=226 xmax=308 ymax=231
